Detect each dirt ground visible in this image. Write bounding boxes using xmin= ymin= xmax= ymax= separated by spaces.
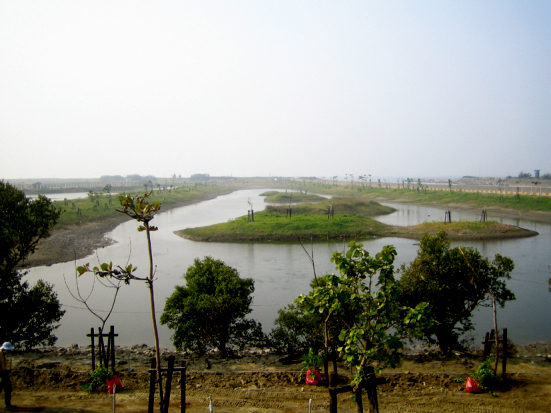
xmin=2 ymin=343 xmax=551 ymax=413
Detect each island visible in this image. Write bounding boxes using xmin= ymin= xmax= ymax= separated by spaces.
xmin=175 ymin=195 xmax=538 ymax=242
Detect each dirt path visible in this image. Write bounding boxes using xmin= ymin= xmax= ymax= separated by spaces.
xmin=4 ymin=345 xmax=551 ymax=412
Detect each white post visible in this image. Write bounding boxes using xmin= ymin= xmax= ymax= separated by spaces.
xmin=113 ymin=384 xmax=116 ymax=413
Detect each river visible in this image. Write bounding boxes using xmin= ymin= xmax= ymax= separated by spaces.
xmin=25 ymin=189 xmax=551 ymax=349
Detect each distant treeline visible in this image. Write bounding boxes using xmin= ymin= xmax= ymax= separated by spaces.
xmin=100 ymin=174 xmax=157 ymax=182
xmin=190 ymin=174 xmax=237 ymax=181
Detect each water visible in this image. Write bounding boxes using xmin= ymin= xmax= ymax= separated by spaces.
xmin=28 ymin=192 xmax=92 ymax=201
xmin=25 ymin=191 xmax=551 ymax=349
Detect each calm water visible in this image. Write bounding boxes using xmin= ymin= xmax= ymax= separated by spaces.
xmin=28 ymin=192 xmax=92 ymax=200
xmin=25 ymin=191 xmax=551 ymax=349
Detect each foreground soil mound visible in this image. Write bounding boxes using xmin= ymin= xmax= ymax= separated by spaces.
xmin=4 ymin=344 xmax=551 ymax=412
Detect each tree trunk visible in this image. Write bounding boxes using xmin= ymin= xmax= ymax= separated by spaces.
xmin=146 ymin=225 xmax=163 ymax=412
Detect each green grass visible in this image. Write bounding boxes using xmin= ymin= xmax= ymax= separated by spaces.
xmin=413 ymin=220 xmax=500 ymax=232
xmin=293 ymin=181 xmax=551 ymax=213
xmin=262 ymin=191 xmax=326 ymax=203
xmin=178 ymin=213 xmax=391 ymax=242
xmin=43 ymin=177 xmax=549 ymax=238
xmin=176 ymin=192 xmax=536 ymax=242
xmin=177 ymin=196 xmax=398 ymax=242
xmin=265 ymin=197 xmax=396 ymax=216
xmin=51 ymin=184 xmax=244 ymax=229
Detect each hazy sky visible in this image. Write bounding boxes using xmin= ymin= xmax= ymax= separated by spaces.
xmin=1 ymin=1 xmax=550 ymax=180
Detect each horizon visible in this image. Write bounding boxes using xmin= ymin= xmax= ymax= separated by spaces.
xmin=3 ymin=173 xmax=540 ymax=184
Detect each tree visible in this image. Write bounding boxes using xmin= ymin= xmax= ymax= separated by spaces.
xmin=161 ymin=256 xmax=264 ymax=357
xmin=270 ymin=301 xmax=325 ymax=354
xmin=0 ymin=272 xmax=64 ymax=348
xmin=0 ymin=181 xmax=64 ymax=348
xmin=297 ymin=242 xmax=429 ymax=391
xmin=77 ymin=191 xmax=167 ymax=411
xmin=398 ymin=231 xmax=515 ymax=355
xmin=0 ymin=181 xmax=62 ymax=273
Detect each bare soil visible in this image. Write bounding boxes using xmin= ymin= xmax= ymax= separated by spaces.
xmin=3 ymin=344 xmax=551 ymax=412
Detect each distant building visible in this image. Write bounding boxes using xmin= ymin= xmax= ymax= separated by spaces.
xmin=534 ymin=170 xmax=540 ymax=179
xmin=18 ymin=182 xmax=42 ymax=190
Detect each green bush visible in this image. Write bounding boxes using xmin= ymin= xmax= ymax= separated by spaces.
xmin=471 ymin=358 xmax=500 ymax=393
xmin=81 ymin=367 xmax=112 ymax=393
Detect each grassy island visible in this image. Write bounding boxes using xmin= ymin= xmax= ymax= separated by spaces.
xmin=175 ymin=196 xmax=538 ymax=242
xmin=260 ymin=191 xmax=326 ymax=203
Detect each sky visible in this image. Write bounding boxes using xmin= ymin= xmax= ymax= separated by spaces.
xmin=1 ymin=1 xmax=550 ymax=181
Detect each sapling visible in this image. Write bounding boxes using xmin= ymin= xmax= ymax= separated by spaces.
xmin=77 ymin=191 xmax=166 ymax=411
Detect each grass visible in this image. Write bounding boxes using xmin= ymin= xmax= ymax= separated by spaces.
xmin=42 ymin=177 xmax=546 ymax=240
xmin=178 ymin=213 xmax=391 ymax=242
xmin=414 ymin=220 xmax=502 ymax=232
xmin=264 ymin=197 xmax=396 ymax=216
xmin=50 ymin=183 xmax=244 ymax=229
xmin=178 ymin=196 xmax=396 ymax=241
xmin=262 ymin=191 xmax=326 ymax=203
xmin=176 ymin=195 xmax=534 ymax=242
xmin=292 ymin=181 xmax=551 ymax=213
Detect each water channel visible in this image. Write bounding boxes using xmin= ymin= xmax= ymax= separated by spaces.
xmin=25 ymin=189 xmax=551 ymax=349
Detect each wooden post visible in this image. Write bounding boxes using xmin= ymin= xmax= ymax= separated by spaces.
xmin=162 ymin=356 xmax=175 ymax=413
xmin=482 ymin=330 xmax=494 ymax=360
xmin=328 ymin=372 xmax=383 ymax=413
xmin=329 ymin=387 xmax=338 ymax=413
xmin=502 ymin=328 xmax=508 ymax=377
xmin=106 ymin=328 xmax=111 ymax=370
xmin=355 ymin=388 xmax=363 ymax=413
xmin=329 ymin=372 xmax=338 ymax=387
xmin=365 ymin=366 xmax=380 ymax=413
xmin=148 ymin=358 xmax=156 ymax=413
xmin=87 ymin=327 xmax=118 ymax=371
xmin=98 ymin=327 xmax=106 ymax=368
xmin=110 ymin=326 xmax=116 ymax=371
xmin=323 ymin=358 xmax=328 ymax=383
xmin=90 ymin=328 xmax=96 ymax=371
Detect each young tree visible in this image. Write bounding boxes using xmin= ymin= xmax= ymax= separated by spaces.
xmin=297 ymin=242 xmax=429 ymax=392
xmin=0 ymin=181 xmax=64 ymax=348
xmin=398 ymin=231 xmax=515 ymax=355
xmin=77 ymin=191 xmax=166 ymax=410
xmin=161 ymin=257 xmax=264 ymax=357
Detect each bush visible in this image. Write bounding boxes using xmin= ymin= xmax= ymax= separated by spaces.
xmin=471 ymin=358 xmax=500 ymax=392
xmin=161 ymin=257 xmax=266 ymax=356
xmin=81 ymin=367 xmax=112 ymax=393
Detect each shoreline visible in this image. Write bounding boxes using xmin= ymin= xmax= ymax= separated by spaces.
xmin=22 ymin=191 xmax=550 ymax=269
xmin=10 ymin=341 xmax=551 ymax=372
